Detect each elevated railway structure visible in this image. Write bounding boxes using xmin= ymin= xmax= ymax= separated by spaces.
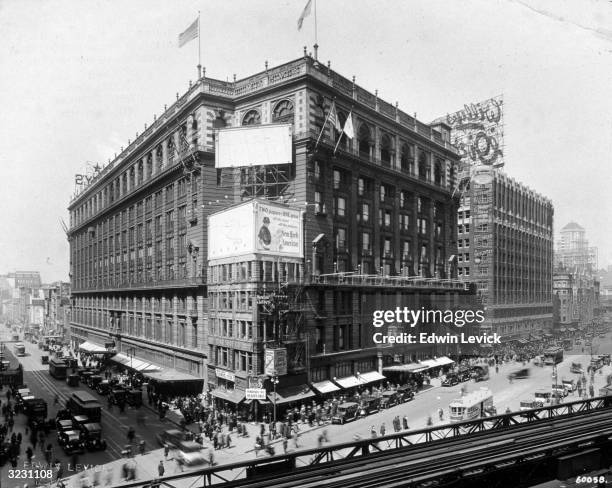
xmin=121 ymin=395 xmax=612 ymax=488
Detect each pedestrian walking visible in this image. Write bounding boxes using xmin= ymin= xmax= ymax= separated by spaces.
xmin=380 ymin=423 xmax=386 ymax=437
xmin=158 ymin=460 xmax=165 ymax=477
xmin=164 ymin=443 xmax=170 ymax=459
xmin=402 ymin=415 xmax=409 ymax=430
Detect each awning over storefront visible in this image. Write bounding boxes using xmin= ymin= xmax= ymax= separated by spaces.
xmin=383 ymin=363 xmax=429 ymax=373
xmin=333 ymin=376 xmax=362 ymax=389
xmin=210 ymin=388 xmax=245 ymax=404
xmin=358 ymin=371 xmax=386 ymax=384
xmin=268 ymin=385 xmax=315 ymax=405
xmin=78 ymin=341 xmax=109 ymax=354
xmin=311 ymin=380 xmax=341 ymax=395
xmin=420 ymin=356 xmax=455 ymax=369
xmin=143 ymin=369 xmax=204 ymax=396
xmin=110 ymin=353 xmax=161 ymax=372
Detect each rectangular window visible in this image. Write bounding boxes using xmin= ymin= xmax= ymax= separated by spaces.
xmin=380 ymin=185 xmax=386 ymax=202
xmin=336 ymin=228 xmax=347 ymax=250
xmin=358 ymin=177 xmax=364 ymax=196
xmin=333 ymin=169 xmax=341 ymax=190
xmin=335 ymin=197 xmax=346 ymax=217
xmin=362 ymin=203 xmax=370 ymax=223
xmin=362 ymin=232 xmax=371 ymax=252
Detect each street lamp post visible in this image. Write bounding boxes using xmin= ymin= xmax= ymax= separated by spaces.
xmin=272 ymin=372 xmax=279 ymax=423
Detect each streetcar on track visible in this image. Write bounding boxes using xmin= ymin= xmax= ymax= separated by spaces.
xmin=449 ymin=388 xmax=495 ymax=422
xmin=49 ymin=357 xmax=69 ymax=380
xmin=13 ymin=343 xmax=25 ymax=357
xmin=543 ymin=347 xmax=563 ymax=365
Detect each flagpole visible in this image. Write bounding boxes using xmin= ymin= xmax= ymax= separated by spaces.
xmin=314 ymin=0 xmax=319 ymax=60
xmin=197 ymin=11 xmax=202 ymax=78
xmin=314 ymin=104 xmax=332 ymax=149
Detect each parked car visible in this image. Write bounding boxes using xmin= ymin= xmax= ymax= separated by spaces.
xmin=66 ymin=374 xmax=80 ymax=387
xmin=96 ymin=380 xmax=112 ymax=395
xmin=396 ymin=385 xmax=414 ymax=403
xmin=379 ymin=391 xmax=400 ymax=409
xmin=331 ymin=402 xmax=360 ymax=424
xmin=359 ymin=396 xmax=381 ymax=416
xmin=442 ymin=374 xmax=459 ymax=387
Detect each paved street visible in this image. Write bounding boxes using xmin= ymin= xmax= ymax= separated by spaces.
xmin=46 ymin=330 xmax=612 ymax=488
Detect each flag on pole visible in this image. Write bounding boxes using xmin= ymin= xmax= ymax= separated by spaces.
xmin=328 ymin=102 xmax=341 ymax=132
xmin=297 ymin=0 xmax=312 ymax=30
xmin=342 ymin=111 xmax=354 ymax=139
xmin=179 ymin=18 xmax=199 ymax=47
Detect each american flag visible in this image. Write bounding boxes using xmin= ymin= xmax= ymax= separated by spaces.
xmin=328 ymin=102 xmax=341 ymax=132
xmin=178 ymin=18 xmax=198 ymax=47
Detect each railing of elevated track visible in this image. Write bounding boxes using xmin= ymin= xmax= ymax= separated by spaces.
xmin=111 ymin=394 xmax=612 ymax=488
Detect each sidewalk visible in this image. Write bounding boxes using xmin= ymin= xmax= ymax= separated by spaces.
xmin=62 ymin=383 xmax=441 ymax=487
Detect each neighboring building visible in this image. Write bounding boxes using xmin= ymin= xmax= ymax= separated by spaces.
xmin=67 ymin=53 xmax=476 ymax=403
xmin=456 ymin=170 xmax=554 ymax=340
xmin=553 ymin=270 xmax=578 ymax=330
xmin=28 ymin=289 xmax=46 ymax=328
xmin=556 ymin=222 xmax=598 ymax=274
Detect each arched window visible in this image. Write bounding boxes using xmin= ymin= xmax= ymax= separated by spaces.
xmin=380 ymin=133 xmax=393 ymax=167
xmin=242 ymin=109 xmax=261 ymax=126
xmin=146 ymin=154 xmax=152 ymax=177
xmin=400 ymin=143 xmax=413 ymax=174
xmin=156 ymin=145 xmax=163 ymax=170
xmin=434 ymin=158 xmax=443 ymax=186
xmin=418 ymin=150 xmax=429 ymax=181
xmin=357 ymin=123 xmax=371 ymax=158
xmin=180 ymin=125 xmax=188 ymax=151
xmin=272 ymin=99 xmax=294 ymax=123
xmin=167 ymin=138 xmax=175 ymax=163
xmin=137 ymin=161 xmax=143 ymax=184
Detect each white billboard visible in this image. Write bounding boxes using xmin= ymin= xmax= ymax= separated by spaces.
xmin=215 ymin=123 xmax=293 ymax=168
xmin=208 ymin=200 xmax=304 ymax=260
xmin=264 ymin=347 xmax=287 ymax=376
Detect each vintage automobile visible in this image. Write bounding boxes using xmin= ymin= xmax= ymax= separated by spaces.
xmin=470 ymin=365 xmax=490 ymax=382
xmin=359 ymin=396 xmax=381 ymax=416
xmin=67 ymin=374 xmax=80 ymax=387
xmin=79 ymin=423 xmax=107 ymax=451
xmin=72 ymin=415 xmax=90 ymax=431
xmin=96 ymin=380 xmax=112 ymax=395
xmin=109 ymin=387 xmax=128 ymax=405
xmin=457 ymin=368 xmax=472 ymax=382
xmin=570 ymin=362 xmax=583 ymax=374
xmin=551 ymin=384 xmax=568 ymax=398
xmin=396 ymin=385 xmax=415 ymax=403
xmin=519 ymin=397 xmax=545 ymax=411
xmin=176 ymin=441 xmax=207 ymax=466
xmin=87 ymin=375 xmax=103 ymax=389
xmin=561 ymin=379 xmax=577 ymax=392
xmin=589 ymin=358 xmax=603 ymax=371
xmin=126 ymin=389 xmax=143 ymax=407
xmin=442 ymin=374 xmax=460 ymax=387
xmin=508 ymin=368 xmax=530 ymax=380
xmin=56 ymin=419 xmax=73 ymax=434
xmin=534 ymin=389 xmax=553 ymax=403
xmin=58 ymin=430 xmax=85 ymax=454
xmin=40 ymin=355 xmax=49 ymax=365
xmin=379 ymin=390 xmax=400 ymax=409
xmin=156 ymin=429 xmax=189 ymax=449
xmin=331 ymin=402 xmax=360 ymax=424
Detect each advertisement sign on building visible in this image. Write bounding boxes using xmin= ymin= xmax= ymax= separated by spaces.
xmin=444 ymin=95 xmax=504 ymax=171
xmin=208 ymin=200 xmax=303 ymax=260
xmin=215 ymin=369 xmax=235 ymax=382
xmin=215 ymin=124 xmax=293 ymax=168
xmin=245 ymin=388 xmax=267 ymax=400
xmin=264 ymin=347 xmax=287 ymax=376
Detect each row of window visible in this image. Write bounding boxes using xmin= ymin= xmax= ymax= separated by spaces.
xmin=72 ymin=124 xmax=198 ymax=227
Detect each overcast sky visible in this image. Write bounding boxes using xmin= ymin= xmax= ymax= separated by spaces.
xmin=1 ymin=0 xmax=611 ymax=282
